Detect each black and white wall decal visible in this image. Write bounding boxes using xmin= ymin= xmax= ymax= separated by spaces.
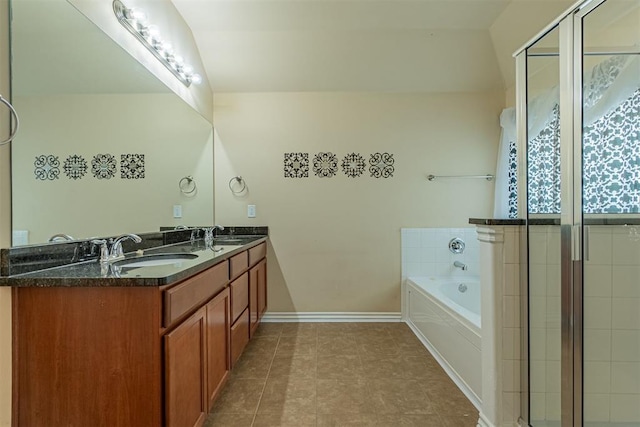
xmin=369 ymin=152 xmax=394 ymax=178
xmin=284 ymin=152 xmax=309 ymax=178
xmin=121 ymin=154 xmax=145 ymax=179
xmin=63 ymin=155 xmax=88 ymax=180
xmin=91 ymin=154 xmax=117 ymax=179
xmin=34 ymin=155 xmax=60 ymax=180
xmin=312 ymin=152 xmax=338 ymax=177
xmin=341 ymin=153 xmax=366 ymax=178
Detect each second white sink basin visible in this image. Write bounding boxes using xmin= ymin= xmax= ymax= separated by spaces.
xmin=114 ymin=253 xmax=198 ymax=268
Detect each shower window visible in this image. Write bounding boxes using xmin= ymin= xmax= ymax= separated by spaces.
xmin=501 ymin=60 xmax=640 ymax=217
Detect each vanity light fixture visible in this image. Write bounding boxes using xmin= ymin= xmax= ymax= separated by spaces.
xmin=113 ymin=0 xmax=202 ymax=87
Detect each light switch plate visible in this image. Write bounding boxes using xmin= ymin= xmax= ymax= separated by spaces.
xmin=247 ymin=204 xmax=256 ymax=218
xmin=173 ymin=205 xmax=182 ymax=218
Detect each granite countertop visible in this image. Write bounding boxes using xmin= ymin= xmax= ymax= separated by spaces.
xmin=470 ymin=217 xmax=640 ymax=226
xmin=0 ymin=236 xmax=267 ymax=287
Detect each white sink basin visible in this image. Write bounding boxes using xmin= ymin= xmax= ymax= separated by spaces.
xmin=114 ymin=253 xmax=198 ymax=268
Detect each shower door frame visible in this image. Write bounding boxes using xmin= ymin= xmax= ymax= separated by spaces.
xmin=515 ymin=0 xmax=609 ymax=425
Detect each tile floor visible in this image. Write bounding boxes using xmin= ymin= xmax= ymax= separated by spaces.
xmin=205 ymin=322 xmax=478 ymax=427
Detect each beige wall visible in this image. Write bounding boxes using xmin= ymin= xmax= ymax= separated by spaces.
xmin=12 ymin=94 xmax=213 ymax=244
xmin=0 ymin=0 xmax=10 ymax=423
xmin=214 ymin=91 xmax=503 ymax=313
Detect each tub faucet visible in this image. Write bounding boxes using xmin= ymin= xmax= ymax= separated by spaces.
xmin=453 ymin=261 xmax=468 ymax=271
xmin=109 ymin=234 xmax=142 ymax=261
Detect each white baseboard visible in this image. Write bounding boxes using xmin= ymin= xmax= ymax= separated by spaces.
xmin=477 ymin=411 xmax=496 ymax=427
xmin=261 ymin=312 xmax=402 ymax=322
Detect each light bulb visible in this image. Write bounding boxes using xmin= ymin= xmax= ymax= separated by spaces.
xmin=127 ymin=8 xmax=147 ymax=27
xmin=147 ymin=25 xmax=160 ymax=40
xmin=190 ymin=74 xmax=202 ymax=85
xmin=160 ymin=42 xmax=173 ymax=56
xmin=182 ymin=65 xmax=193 ymax=75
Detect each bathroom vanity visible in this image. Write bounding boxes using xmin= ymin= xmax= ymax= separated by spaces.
xmin=2 ymin=235 xmax=267 ymax=427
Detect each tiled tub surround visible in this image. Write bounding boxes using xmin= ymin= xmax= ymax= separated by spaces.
xmin=476 ymin=225 xmax=522 ymax=427
xmin=401 ymin=228 xmax=480 ymax=280
xmin=529 ymin=224 xmax=640 ymax=425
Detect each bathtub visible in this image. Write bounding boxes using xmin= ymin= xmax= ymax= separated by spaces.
xmin=405 ymin=276 xmax=482 ymax=408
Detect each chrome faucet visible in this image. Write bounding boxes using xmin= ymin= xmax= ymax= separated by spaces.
xmin=48 ymin=233 xmax=75 ymax=242
xmin=453 ymin=260 xmax=468 ymax=271
xmin=109 ymin=234 xmax=142 ymax=261
xmin=91 ymin=239 xmax=110 ymax=264
xmin=202 ymin=225 xmax=224 ymax=244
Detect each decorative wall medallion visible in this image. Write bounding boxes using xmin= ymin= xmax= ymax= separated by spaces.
xmin=63 ymin=155 xmax=87 ymax=180
xmin=91 ymin=154 xmax=117 ymax=179
xmin=121 ymin=154 xmax=145 ymax=179
xmin=369 ymin=152 xmax=394 ymax=178
xmin=312 ymin=152 xmax=338 ymax=177
xmin=284 ymin=153 xmax=309 ymax=178
xmin=34 ymin=155 xmax=60 ymax=180
xmin=341 ymin=153 xmax=365 ymax=178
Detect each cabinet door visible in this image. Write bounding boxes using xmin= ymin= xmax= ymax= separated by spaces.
xmin=165 ymin=306 xmax=207 ymax=427
xmin=249 ymin=264 xmax=259 ymax=335
xmin=230 ymin=308 xmax=250 ymax=366
xmin=206 ymin=289 xmax=231 ymax=410
xmin=257 ymin=259 xmax=267 ymax=319
xmin=229 ymin=272 xmax=249 ymax=324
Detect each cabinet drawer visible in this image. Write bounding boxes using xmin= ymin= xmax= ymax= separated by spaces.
xmin=230 ymin=309 xmax=249 ymax=367
xmin=229 ymin=272 xmax=249 ymax=324
xmin=163 ymin=261 xmax=229 ymax=327
xmin=229 ymin=251 xmax=248 ymax=280
xmin=248 ymin=242 xmax=266 ymax=267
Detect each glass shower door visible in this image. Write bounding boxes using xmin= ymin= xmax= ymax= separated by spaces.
xmin=526 ymin=25 xmax=562 ymax=427
xmin=580 ymin=0 xmax=640 ymax=425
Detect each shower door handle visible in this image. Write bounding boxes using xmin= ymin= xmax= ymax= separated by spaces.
xmin=583 ymin=226 xmax=590 ymax=262
xmin=572 ymin=224 xmax=582 ymax=261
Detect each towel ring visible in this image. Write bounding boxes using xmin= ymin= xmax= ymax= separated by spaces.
xmin=179 ymin=175 xmax=197 ymax=194
xmin=0 ymin=94 xmax=20 ymax=146
xmin=228 ymin=176 xmax=247 ymax=194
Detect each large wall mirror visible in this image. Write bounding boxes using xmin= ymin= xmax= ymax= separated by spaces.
xmin=10 ymin=0 xmax=214 ymax=246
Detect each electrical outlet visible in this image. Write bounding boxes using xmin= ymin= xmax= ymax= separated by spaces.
xmin=173 ymin=205 xmax=182 ymax=218
xmin=247 ymin=204 xmax=256 ymax=218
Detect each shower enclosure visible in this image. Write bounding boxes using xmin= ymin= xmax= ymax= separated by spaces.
xmin=516 ymin=0 xmax=640 ymax=425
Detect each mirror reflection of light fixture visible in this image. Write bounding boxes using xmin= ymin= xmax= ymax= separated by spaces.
xmin=113 ymin=0 xmax=202 ymax=87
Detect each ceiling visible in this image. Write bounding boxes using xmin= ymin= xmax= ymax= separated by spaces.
xmin=172 ymin=0 xmax=574 ymax=93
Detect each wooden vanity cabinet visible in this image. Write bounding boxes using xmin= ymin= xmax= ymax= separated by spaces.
xmin=12 ymin=240 xmax=267 ymax=427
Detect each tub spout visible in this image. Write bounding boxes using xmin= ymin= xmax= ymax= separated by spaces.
xmin=453 ymin=261 xmax=468 ymax=271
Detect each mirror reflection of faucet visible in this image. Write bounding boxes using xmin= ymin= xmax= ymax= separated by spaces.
xmin=48 ymin=233 xmax=75 ymax=242
xmin=204 ymin=225 xmax=225 ymax=251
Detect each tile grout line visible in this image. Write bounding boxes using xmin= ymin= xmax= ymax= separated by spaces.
xmin=250 ymin=329 xmax=282 ymax=427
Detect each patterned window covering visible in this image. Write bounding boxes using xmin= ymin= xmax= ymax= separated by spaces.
xmin=508 ymin=88 xmax=640 ymax=215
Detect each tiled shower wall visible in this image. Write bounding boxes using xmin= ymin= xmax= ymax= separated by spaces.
xmin=529 ymin=224 xmax=640 ymax=424
xmin=401 ymin=227 xmax=480 ymax=280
